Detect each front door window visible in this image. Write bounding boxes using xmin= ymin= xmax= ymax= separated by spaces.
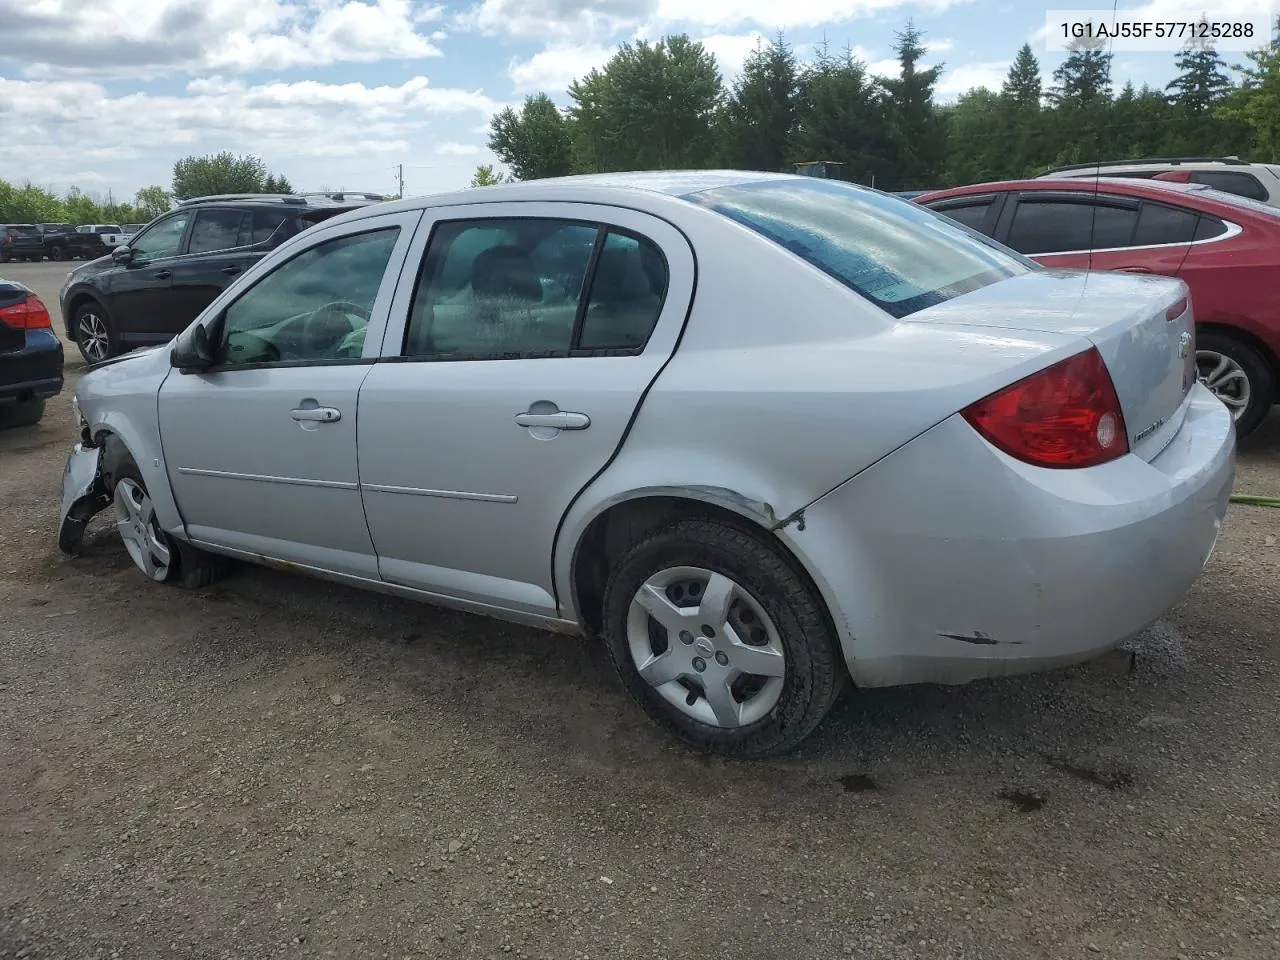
xmin=130 ymin=213 xmax=190 ymax=263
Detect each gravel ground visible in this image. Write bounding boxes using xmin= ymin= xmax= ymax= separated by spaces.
xmin=2 ymin=261 xmax=1279 ymax=960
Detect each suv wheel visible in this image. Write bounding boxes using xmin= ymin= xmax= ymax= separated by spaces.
xmin=73 ymin=302 xmax=117 ymax=364
xmin=1196 ymin=331 xmax=1274 ymax=439
xmin=48 ymin=245 xmax=66 ymax=262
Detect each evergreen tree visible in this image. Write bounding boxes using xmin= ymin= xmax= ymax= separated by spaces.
xmin=720 ymin=32 xmax=799 ymax=171
xmin=1166 ymin=35 xmax=1232 ymax=113
xmin=880 ymin=19 xmax=945 ymax=185
xmin=1002 ymin=43 xmax=1042 ymax=108
xmin=1048 ymin=34 xmax=1113 ymax=108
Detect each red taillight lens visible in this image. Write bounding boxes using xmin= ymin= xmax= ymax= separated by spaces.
xmin=0 ymin=295 xmax=53 ymax=330
xmin=961 ymin=347 xmax=1129 ymax=469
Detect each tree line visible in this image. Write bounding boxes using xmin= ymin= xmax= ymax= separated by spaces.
xmin=0 ymin=152 xmax=293 ymax=227
xmin=478 ymin=19 xmax=1280 ymax=191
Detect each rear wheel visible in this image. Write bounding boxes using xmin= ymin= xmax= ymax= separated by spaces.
xmin=0 ymin=398 xmax=45 ymax=429
xmin=601 ymin=517 xmax=845 ymax=759
xmin=73 ymin=301 xmax=117 ymax=364
xmin=1197 ymin=331 xmax=1274 ymax=439
xmin=109 ymin=458 xmax=230 ymax=588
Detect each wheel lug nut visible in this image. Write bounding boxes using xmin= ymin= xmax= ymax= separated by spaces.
xmin=692 ymin=657 xmax=706 ymax=673
xmin=715 ymin=651 xmax=728 ymax=666
xmin=679 ymin=631 xmax=694 ymax=645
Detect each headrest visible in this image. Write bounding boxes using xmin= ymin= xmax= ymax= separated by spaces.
xmin=471 ymin=245 xmax=543 ymax=302
xmin=592 ymin=246 xmax=652 ymax=302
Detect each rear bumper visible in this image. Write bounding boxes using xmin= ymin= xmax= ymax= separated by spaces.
xmin=0 ymin=329 xmax=64 ymax=403
xmin=780 ymin=383 xmax=1235 ymax=687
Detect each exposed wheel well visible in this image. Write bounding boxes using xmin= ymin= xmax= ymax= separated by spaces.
xmin=570 ymin=495 xmax=836 ymax=647
xmin=1197 ymin=322 xmax=1280 ymax=386
xmin=65 ymin=292 xmax=110 ymax=329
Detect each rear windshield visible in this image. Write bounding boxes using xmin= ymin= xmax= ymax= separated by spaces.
xmin=683 ymin=178 xmax=1032 ymax=318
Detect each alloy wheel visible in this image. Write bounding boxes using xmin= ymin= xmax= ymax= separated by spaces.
xmin=626 ymin=566 xmax=786 ymax=728
xmin=113 ymin=478 xmax=172 ymax=581
xmin=77 ymin=311 xmax=110 ymax=363
xmin=1197 ymin=349 xmax=1250 ymax=421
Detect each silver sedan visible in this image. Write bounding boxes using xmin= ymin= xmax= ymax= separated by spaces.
xmin=57 ymin=171 xmax=1236 ymax=757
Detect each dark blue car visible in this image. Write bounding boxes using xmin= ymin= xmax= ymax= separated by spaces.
xmin=0 ymin=276 xmax=63 ymax=428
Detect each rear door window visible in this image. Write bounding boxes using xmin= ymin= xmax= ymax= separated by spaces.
xmin=188 ymin=209 xmax=250 ymax=254
xmin=1133 ymin=202 xmax=1200 ymax=245
xmin=1006 ymin=198 xmax=1137 ymax=254
xmin=250 ymin=209 xmax=296 ymax=247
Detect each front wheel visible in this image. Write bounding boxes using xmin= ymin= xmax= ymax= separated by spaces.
xmin=48 ymin=245 xmax=66 ymax=262
xmin=73 ymin=302 xmax=117 ymax=364
xmin=109 ymin=459 xmax=230 ymax=588
xmin=601 ymin=518 xmax=845 ymax=759
xmin=1197 ymin=331 xmax=1274 ymax=439
xmin=0 ymin=398 xmax=45 ymax=429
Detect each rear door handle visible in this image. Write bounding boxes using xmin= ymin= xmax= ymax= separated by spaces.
xmin=152 ymin=269 xmax=172 ymax=280
xmin=514 ymin=411 xmax=590 ymax=430
xmin=221 ymin=265 xmax=242 ymax=276
xmin=291 ymin=406 xmax=341 ymax=423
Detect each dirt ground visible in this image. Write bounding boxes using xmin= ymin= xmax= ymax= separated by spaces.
xmin=2 ymin=261 xmax=1279 ymax=960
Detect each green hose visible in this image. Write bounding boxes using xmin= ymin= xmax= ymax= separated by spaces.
xmin=1230 ymin=493 xmax=1280 ymax=508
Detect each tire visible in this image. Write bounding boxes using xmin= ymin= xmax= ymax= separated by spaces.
xmin=1197 ymin=330 xmax=1274 ymax=440
xmin=107 ymin=457 xmax=231 ymax=589
xmin=0 ymin=398 xmax=45 ymax=429
xmin=49 ymin=245 xmax=66 ymax=262
xmin=601 ymin=517 xmax=846 ymax=759
xmin=72 ymin=301 xmax=119 ymax=365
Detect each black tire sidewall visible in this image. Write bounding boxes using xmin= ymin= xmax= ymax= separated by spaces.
xmin=1198 ymin=330 xmax=1274 ymax=439
xmin=74 ymin=301 xmax=117 ymax=365
xmin=601 ymin=518 xmax=842 ymax=758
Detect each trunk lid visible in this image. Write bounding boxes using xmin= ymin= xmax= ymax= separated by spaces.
xmin=903 ymin=268 xmax=1196 ymax=462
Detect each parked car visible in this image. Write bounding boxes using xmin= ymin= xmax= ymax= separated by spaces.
xmin=0 ymin=276 xmax=62 ymax=427
xmin=99 ymin=224 xmax=144 ymax=248
xmin=40 ymin=223 xmax=108 ymax=261
xmin=56 ymin=171 xmax=1234 ymax=758
xmin=59 ymin=194 xmax=382 ymax=364
xmin=1036 ymin=156 xmax=1280 ymax=207
xmin=1 ymin=224 xmax=45 ymax=262
xmin=915 ymin=176 xmax=1280 ymax=437
xmin=77 ymin=223 xmax=123 ymax=236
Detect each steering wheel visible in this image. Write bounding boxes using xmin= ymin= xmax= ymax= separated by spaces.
xmin=302 ymin=300 xmax=372 ymax=356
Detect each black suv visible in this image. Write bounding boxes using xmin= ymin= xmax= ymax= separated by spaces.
xmin=1 ymin=224 xmax=45 ymax=263
xmin=58 ymin=194 xmax=380 ymax=363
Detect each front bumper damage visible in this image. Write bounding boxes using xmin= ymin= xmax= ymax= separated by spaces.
xmin=58 ymin=442 xmax=109 ymax=555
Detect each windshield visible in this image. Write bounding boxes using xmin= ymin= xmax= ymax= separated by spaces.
xmin=683 ymin=178 xmax=1033 ymax=318
xmin=9 ymin=225 xmax=40 ymax=237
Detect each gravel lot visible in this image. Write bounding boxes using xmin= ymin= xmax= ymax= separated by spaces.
xmin=3 ymin=260 xmax=1279 ymax=960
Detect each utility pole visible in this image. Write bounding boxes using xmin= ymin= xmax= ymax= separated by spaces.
xmin=397 ymin=164 xmax=404 ymax=199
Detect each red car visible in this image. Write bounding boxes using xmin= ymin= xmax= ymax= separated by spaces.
xmin=915 ymin=177 xmax=1280 ymax=437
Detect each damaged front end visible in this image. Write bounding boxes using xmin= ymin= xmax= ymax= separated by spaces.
xmin=58 ymin=441 xmax=110 ymax=555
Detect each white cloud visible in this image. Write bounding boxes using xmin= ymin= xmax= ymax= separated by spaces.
xmin=462 ymin=0 xmax=971 ymax=40
xmin=508 ymin=43 xmax=615 ymax=93
xmin=0 ymin=74 xmax=504 ymax=196
xmin=435 ymin=142 xmax=486 ymax=156
xmin=935 ymin=60 xmax=1010 ymax=98
xmin=0 ymin=0 xmax=445 ymax=78
xmin=698 ymin=31 xmax=769 ymax=81
xmin=929 ymin=36 xmax=954 ymax=53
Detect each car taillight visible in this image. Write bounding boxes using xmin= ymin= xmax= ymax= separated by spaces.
xmin=961 ymin=347 xmax=1128 ymax=469
xmin=0 ymin=295 xmax=53 ymax=330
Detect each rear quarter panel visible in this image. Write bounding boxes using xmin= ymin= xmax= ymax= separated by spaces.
xmin=1176 ymin=221 xmax=1280 ymax=362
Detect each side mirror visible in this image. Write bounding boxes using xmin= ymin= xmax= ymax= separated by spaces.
xmin=170 ymin=320 xmax=217 ymax=370
xmin=111 ymin=246 xmax=133 ymax=264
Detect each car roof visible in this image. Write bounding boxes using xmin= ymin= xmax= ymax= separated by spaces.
xmin=914 ymin=176 xmax=1274 ymax=210
xmin=308 ymin=170 xmax=825 ymax=230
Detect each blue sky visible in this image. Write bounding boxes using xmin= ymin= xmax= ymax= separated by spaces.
xmin=0 ymin=0 xmax=1271 ymax=202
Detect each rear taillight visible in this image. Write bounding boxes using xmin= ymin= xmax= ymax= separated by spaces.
xmin=961 ymin=347 xmax=1128 ymax=469
xmin=0 ymin=295 xmax=53 ymax=330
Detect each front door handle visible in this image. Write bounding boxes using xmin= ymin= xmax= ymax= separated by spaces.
xmin=291 ymin=406 xmax=341 ymax=423
xmin=514 ymin=411 xmax=590 ymax=430
xmin=152 ymin=269 xmax=172 ymax=280
xmin=221 ymin=265 xmax=242 ymax=276
xmin=1116 ymin=265 xmax=1153 ymax=273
